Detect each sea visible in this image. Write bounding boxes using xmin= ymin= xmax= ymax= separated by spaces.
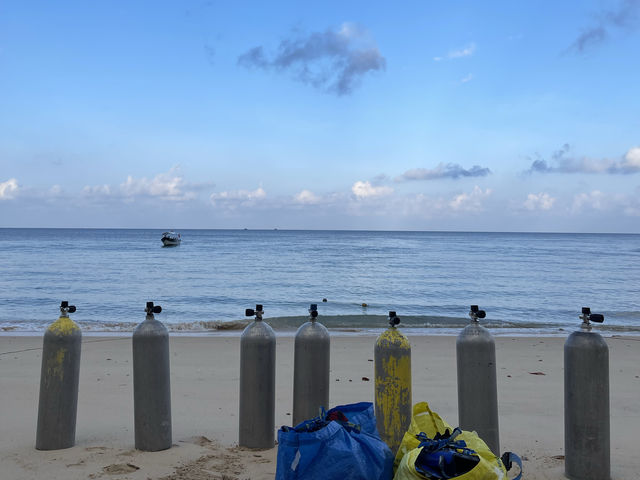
xmin=1 ymin=229 xmax=639 ymax=337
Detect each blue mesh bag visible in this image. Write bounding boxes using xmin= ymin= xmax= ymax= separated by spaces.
xmin=275 ymin=402 xmax=394 ymax=480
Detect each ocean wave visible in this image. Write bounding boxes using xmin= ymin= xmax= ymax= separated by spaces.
xmin=3 ymin=313 xmax=640 ymax=335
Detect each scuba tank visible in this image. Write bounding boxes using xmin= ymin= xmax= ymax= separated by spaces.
xmin=293 ymin=303 xmax=330 ymax=426
xmin=456 ymin=305 xmax=500 ymax=455
xmin=564 ymin=307 xmax=609 ymax=480
xmin=239 ymin=304 xmax=276 ymax=448
xmin=374 ymin=311 xmax=412 ymax=455
xmin=36 ymin=301 xmax=82 ymax=450
xmin=132 ymin=301 xmax=172 ymax=451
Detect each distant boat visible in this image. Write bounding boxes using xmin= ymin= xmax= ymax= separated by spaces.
xmin=161 ymin=231 xmax=181 ymax=247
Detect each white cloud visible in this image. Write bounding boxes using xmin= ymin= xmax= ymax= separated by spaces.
xmin=571 ymin=190 xmax=606 ymax=212
xmin=210 ymin=187 xmax=266 ymax=209
xmin=211 ymin=187 xmax=266 ymax=201
xmin=49 ymin=185 xmax=64 ymax=196
xmin=81 ymin=184 xmax=111 ymax=196
xmin=528 ymin=145 xmax=640 ymax=175
xmin=524 ymin=192 xmax=556 ymax=211
xmin=72 ymin=168 xmax=211 ymax=204
xmin=388 ymin=193 xmax=447 ymax=218
xmin=121 ymin=169 xmax=193 ymax=199
xmin=351 ymin=180 xmax=394 ymax=199
xmin=622 ymin=146 xmax=640 ymax=170
xmin=433 ymin=43 xmax=476 ymax=62
xmin=348 ymin=186 xmax=493 ymax=218
xmin=449 ymin=186 xmax=492 ymax=212
xmin=569 ymin=189 xmax=640 ymax=217
xmin=294 ymin=189 xmax=321 ymax=205
xmin=0 ymin=178 xmax=19 ymax=199
xmin=346 ymin=184 xmax=494 ymax=218
xmin=337 ymin=22 xmax=362 ymax=39
xmin=449 ymin=43 xmax=476 ymax=58
xmin=460 ymin=73 xmax=474 ymax=83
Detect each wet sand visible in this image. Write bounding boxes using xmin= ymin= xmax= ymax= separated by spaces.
xmin=1 ymin=334 xmax=639 ymax=479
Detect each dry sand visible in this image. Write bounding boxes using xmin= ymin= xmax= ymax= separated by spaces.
xmin=1 ymin=333 xmax=639 ymax=479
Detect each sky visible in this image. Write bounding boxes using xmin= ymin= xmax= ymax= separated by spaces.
xmin=1 ymin=0 xmax=640 ymax=232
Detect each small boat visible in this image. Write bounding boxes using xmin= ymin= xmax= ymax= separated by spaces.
xmin=161 ymin=231 xmax=181 ymax=247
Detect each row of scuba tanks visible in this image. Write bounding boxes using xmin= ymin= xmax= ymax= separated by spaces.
xmin=36 ymin=301 xmax=610 ymax=480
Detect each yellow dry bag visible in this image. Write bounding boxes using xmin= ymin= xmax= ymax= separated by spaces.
xmin=393 ymin=402 xmax=521 ymax=480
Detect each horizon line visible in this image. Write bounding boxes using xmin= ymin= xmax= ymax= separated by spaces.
xmin=0 ymin=227 xmax=638 ymax=235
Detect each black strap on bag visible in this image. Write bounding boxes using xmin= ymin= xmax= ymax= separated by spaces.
xmin=413 ymin=429 xmax=480 ymax=479
xmin=411 ymin=428 xmax=524 ymax=480
xmin=500 ymin=452 xmax=523 ymax=480
xmin=282 ymin=408 xmax=362 ymax=434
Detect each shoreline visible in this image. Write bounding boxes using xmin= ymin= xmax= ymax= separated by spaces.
xmin=1 ymin=334 xmax=639 ymax=479
xmin=3 ymin=326 xmax=640 ymax=339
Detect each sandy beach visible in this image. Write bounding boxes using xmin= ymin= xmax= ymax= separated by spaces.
xmin=1 ymin=333 xmax=639 ymax=479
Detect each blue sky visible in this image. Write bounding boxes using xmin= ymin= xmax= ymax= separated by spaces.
xmin=1 ymin=0 xmax=639 ymax=231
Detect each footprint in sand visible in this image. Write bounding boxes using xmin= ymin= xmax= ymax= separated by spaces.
xmin=85 ymin=446 xmax=109 ymax=452
xmin=102 ymin=463 xmax=140 ymax=474
xmin=182 ymin=435 xmax=214 ymax=447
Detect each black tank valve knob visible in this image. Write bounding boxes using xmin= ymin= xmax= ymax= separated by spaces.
xmin=470 ymin=305 xmax=486 ymax=320
xmin=60 ymin=301 xmax=76 ymax=313
xmin=145 ymin=302 xmax=162 ymax=314
xmin=590 ymin=313 xmax=604 ymax=323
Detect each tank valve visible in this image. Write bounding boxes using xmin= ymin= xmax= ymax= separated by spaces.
xmin=469 ymin=305 xmax=486 ymax=322
xmin=145 ymin=301 xmax=162 ymax=315
xmin=309 ymin=303 xmax=318 ymax=321
xmin=245 ymin=304 xmax=264 ymax=321
xmin=389 ymin=311 xmax=400 ymax=327
xmin=60 ymin=301 xmax=76 ymax=315
xmin=579 ymin=307 xmax=604 ymax=330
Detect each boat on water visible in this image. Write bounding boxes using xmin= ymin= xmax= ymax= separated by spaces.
xmin=161 ymin=231 xmax=181 ymax=247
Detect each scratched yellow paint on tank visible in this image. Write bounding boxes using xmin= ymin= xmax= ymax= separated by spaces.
xmin=375 ymin=328 xmax=411 ymax=453
xmin=48 ymin=316 xmax=80 ymax=336
xmin=44 ymin=316 xmax=79 ymax=382
xmin=376 ymin=328 xmax=411 ymax=350
xmin=46 ymin=348 xmax=67 ymax=381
